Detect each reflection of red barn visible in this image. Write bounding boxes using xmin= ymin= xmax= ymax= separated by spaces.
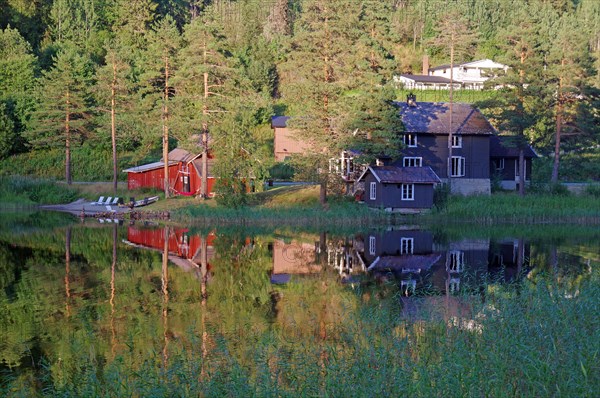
xmin=122 ymin=148 xmax=215 ymax=196
xmin=126 ymin=226 xmax=215 ymax=264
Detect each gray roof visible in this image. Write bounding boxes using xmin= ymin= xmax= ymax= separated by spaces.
xmin=489 ymin=135 xmax=537 ymax=158
xmin=399 ymin=74 xmax=453 ymax=84
xmin=271 ymin=116 xmax=290 ymax=128
xmin=122 ymin=160 xmax=178 ymax=173
xmin=359 ymin=166 xmax=441 ymax=184
xmin=398 ymin=102 xmax=496 ymax=135
xmin=123 ymin=148 xmax=202 ymax=173
xmin=368 ymin=253 xmax=442 ymax=272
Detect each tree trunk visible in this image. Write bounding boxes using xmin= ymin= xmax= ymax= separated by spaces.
xmin=320 ymin=179 xmax=328 ymax=207
xmin=163 ymin=55 xmax=170 ymax=198
xmin=518 ymin=148 xmax=525 ymax=196
xmin=111 ymin=60 xmax=118 ymax=194
xmin=447 ymin=38 xmax=454 ymax=189
xmin=201 ymin=72 xmax=209 ymax=199
xmin=65 ymin=91 xmax=71 ymax=185
xmin=552 ymin=101 xmax=562 ymax=184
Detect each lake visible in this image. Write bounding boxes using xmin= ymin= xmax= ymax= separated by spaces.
xmin=1 ymin=212 xmax=598 ymax=396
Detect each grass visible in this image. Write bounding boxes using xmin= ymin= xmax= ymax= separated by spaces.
xmin=3 ymin=270 xmax=598 ymax=397
xmin=0 ymin=176 xmax=79 ymax=208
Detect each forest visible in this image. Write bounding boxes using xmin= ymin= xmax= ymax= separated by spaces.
xmin=0 ymin=0 xmax=599 ymax=192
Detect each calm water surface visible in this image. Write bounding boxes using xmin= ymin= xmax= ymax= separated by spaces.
xmin=1 ymin=211 xmax=598 ymax=394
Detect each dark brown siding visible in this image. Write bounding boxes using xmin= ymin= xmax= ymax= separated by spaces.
xmin=398 ymin=134 xmax=490 ymax=179
xmin=363 ymin=172 xmax=435 ymax=209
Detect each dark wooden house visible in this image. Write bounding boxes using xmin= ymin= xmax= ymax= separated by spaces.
xmin=397 ymin=101 xmax=496 ymax=195
xmin=357 ymin=166 xmax=441 ymax=212
xmin=123 ymin=148 xmax=215 ymax=196
xmin=489 ymin=135 xmax=537 ymax=190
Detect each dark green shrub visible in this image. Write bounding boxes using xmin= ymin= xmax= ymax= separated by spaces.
xmin=214 ymin=178 xmax=248 ymax=208
xmin=584 ymin=184 xmax=600 ymax=198
xmin=433 ymin=183 xmax=450 ymax=211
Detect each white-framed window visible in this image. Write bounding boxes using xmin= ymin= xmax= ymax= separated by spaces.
xmin=369 ymin=182 xmax=376 ymax=200
xmin=515 ymin=161 xmax=527 ymax=180
xmin=369 ymin=236 xmax=376 ymax=255
xmin=495 ymin=158 xmax=505 ymax=170
xmin=451 ymin=156 xmax=466 ymax=177
xmin=403 ymin=134 xmax=417 ymax=147
xmin=449 ymin=277 xmax=461 ymax=293
xmin=451 ymin=135 xmax=462 ymax=148
xmin=447 ymin=250 xmax=465 ymax=273
xmin=401 ymin=184 xmax=414 ymax=200
xmin=400 ymin=238 xmax=414 ymax=254
xmin=403 ymin=157 xmax=422 ymax=167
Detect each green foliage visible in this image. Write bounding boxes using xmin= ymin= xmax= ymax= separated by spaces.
xmin=433 ymin=183 xmax=450 ymax=211
xmin=0 ymin=176 xmax=78 ymax=205
xmin=214 ymin=178 xmax=248 ymax=208
xmin=585 ymin=184 xmax=600 ymax=198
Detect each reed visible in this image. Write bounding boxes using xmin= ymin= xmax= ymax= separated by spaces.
xmin=4 ymin=271 xmax=596 ymax=397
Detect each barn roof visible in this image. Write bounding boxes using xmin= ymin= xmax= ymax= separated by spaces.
xmin=358 ymin=166 xmax=441 ymax=184
xmin=489 ymin=135 xmax=537 ymax=158
xmin=397 ymin=102 xmax=496 ymax=135
xmin=123 ymin=148 xmax=203 ymax=174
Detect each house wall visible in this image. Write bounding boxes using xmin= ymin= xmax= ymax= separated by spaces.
xmin=399 ymin=134 xmax=490 ymax=179
xmin=127 ymin=164 xmax=180 ymax=191
xmin=490 ymin=157 xmax=532 ymax=190
xmin=364 ymin=230 xmax=434 ymax=264
xmin=274 ymin=127 xmax=312 ymax=161
xmin=363 ymin=173 xmax=435 ymax=210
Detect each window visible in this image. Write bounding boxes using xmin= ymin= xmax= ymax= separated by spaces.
xmin=447 ymin=250 xmax=465 ymax=273
xmin=403 ymin=157 xmax=422 ymax=167
xmin=515 ymin=162 xmax=527 ymax=180
xmin=401 ymin=184 xmax=414 ymax=200
xmin=448 ymin=277 xmax=461 ymax=293
xmin=451 ymin=156 xmax=466 ymax=177
xmin=369 ymin=182 xmax=376 ymax=200
xmin=495 ymin=158 xmax=505 ymax=170
xmin=403 ymin=134 xmax=417 ymax=147
xmin=369 ymin=236 xmax=376 ymax=255
xmin=400 ymin=238 xmax=414 ymax=254
xmin=451 ymin=135 xmax=462 ymax=148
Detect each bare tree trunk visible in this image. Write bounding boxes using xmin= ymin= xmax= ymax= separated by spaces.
xmin=111 ymin=60 xmax=118 ymax=194
xmin=551 ymin=60 xmax=566 ymax=184
xmin=65 ymin=91 xmax=72 ymax=185
xmin=447 ymin=38 xmax=454 ymax=190
xmin=163 ymin=55 xmax=170 ymax=198
xmin=162 ymin=226 xmax=170 ymax=367
xmin=201 ymin=72 xmax=209 ymax=199
xmin=518 ymin=149 xmax=525 ymax=196
xmin=110 ymin=223 xmax=117 ymax=358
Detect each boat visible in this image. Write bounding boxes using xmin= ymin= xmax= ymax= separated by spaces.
xmin=131 ymin=196 xmax=159 ymax=208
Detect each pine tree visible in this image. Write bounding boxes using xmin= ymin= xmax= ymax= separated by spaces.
xmin=546 ymin=13 xmax=596 ymax=182
xmin=139 ymin=15 xmax=181 ymax=197
xmin=29 ymin=45 xmax=94 ymax=184
xmin=0 ymin=26 xmax=38 ymax=158
xmin=95 ymin=40 xmax=133 ymax=193
xmin=280 ymin=0 xmax=362 ymax=205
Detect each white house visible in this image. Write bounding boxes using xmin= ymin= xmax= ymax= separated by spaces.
xmin=428 ymin=59 xmax=509 ymax=90
xmin=393 ymin=74 xmax=462 ymax=90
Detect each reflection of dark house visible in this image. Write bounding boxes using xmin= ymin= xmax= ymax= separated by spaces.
xmin=122 ymin=148 xmax=215 ymax=196
xmin=489 ymin=135 xmax=537 ymax=190
xmin=357 ymin=166 xmax=441 ymax=212
xmin=488 ymin=239 xmax=529 ymax=282
xmin=270 ymin=239 xmax=321 ymax=284
xmin=397 ymin=101 xmax=495 ymax=195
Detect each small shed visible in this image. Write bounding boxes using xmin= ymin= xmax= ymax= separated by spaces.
xmin=489 ymin=135 xmax=537 ymax=190
xmin=123 ymin=148 xmax=215 ymax=196
xmin=357 ymin=166 xmax=441 ymax=212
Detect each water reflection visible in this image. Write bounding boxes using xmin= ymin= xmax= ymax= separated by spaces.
xmin=0 ymin=217 xmax=597 ymax=392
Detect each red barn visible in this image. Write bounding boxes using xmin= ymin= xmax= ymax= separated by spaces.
xmin=123 ymin=148 xmax=215 ymax=196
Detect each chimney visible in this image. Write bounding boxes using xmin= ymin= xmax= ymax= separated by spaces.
xmin=407 ymin=92 xmax=417 ymax=107
xmin=422 ymin=55 xmax=430 ymax=75
xmin=376 ymin=155 xmax=392 ymax=166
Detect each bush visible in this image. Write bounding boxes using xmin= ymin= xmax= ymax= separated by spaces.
xmin=585 ymin=184 xmax=600 ymax=198
xmin=0 ymin=176 xmax=78 ymax=205
xmin=214 ymin=178 xmax=248 ymax=208
xmin=433 ymin=183 xmax=450 ymax=211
